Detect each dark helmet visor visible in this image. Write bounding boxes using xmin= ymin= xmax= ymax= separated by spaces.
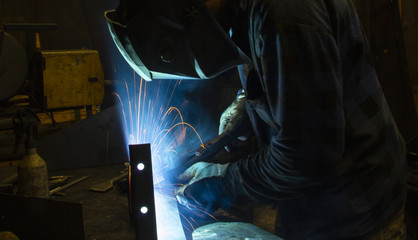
xmin=105 ymin=0 xmax=250 ymax=81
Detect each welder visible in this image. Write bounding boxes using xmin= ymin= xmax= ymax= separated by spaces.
xmin=105 ymin=0 xmax=407 ymax=239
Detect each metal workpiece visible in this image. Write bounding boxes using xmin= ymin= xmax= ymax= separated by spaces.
xmin=129 ymin=143 xmax=157 ymax=240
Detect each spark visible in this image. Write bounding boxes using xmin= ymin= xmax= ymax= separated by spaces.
xmin=114 ymin=71 xmax=215 ymax=239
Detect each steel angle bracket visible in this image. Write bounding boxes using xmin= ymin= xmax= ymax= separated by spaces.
xmin=129 ymin=143 xmax=157 ymax=240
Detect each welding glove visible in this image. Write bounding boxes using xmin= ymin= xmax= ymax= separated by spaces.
xmin=175 ymin=162 xmax=231 ymax=211
xmin=219 ymin=89 xmax=250 ymax=151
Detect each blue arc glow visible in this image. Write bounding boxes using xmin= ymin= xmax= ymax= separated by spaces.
xmin=113 ymin=71 xmax=208 ymax=240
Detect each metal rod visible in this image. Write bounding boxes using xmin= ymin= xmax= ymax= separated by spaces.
xmin=49 ymin=176 xmax=89 ymax=195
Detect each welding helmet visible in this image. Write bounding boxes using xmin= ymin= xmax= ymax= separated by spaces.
xmin=105 ymin=0 xmax=250 ymax=81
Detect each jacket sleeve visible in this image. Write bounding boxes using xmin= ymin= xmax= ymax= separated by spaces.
xmin=224 ymin=23 xmax=346 ymax=203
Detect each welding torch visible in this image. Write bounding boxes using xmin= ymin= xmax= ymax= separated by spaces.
xmin=167 ymin=116 xmax=249 ymax=183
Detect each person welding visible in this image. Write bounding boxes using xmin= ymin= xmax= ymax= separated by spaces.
xmin=105 ymin=0 xmax=407 ymax=239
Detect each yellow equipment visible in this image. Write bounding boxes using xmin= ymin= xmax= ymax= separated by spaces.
xmin=34 ymin=50 xmax=104 ymax=110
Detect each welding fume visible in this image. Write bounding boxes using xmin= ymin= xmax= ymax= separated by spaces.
xmin=105 ymin=0 xmax=408 ymax=239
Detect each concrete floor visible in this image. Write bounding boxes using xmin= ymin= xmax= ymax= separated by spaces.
xmin=1 ymin=162 xmax=417 ymax=240
xmin=49 ymin=164 xmax=135 ymax=240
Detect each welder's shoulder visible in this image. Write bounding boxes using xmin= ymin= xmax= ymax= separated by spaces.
xmin=251 ymin=0 xmax=354 ymax=35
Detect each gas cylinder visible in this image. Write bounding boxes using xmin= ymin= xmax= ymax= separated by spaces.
xmin=17 ymin=139 xmax=49 ymax=198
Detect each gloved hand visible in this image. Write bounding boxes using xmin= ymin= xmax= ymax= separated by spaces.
xmin=175 ymin=162 xmax=230 ymax=211
xmin=219 ymin=89 xmax=250 ymax=151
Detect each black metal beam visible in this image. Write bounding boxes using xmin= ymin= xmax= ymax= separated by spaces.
xmin=129 ymin=143 xmax=157 ymax=240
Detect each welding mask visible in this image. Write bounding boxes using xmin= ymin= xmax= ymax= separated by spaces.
xmin=105 ymin=0 xmax=250 ymax=81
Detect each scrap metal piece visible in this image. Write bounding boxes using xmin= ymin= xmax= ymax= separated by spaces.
xmin=50 ymin=175 xmax=73 ymax=180
xmin=90 ymin=171 xmax=128 ymax=192
xmin=49 ymin=175 xmax=71 ymax=189
xmin=49 ymin=176 xmax=89 ymax=195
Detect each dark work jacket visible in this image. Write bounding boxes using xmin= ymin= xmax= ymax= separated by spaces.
xmin=224 ymin=0 xmax=407 ymax=239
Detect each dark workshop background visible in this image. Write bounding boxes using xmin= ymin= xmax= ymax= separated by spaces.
xmin=2 ymin=0 xmax=418 ymax=141
xmin=1 ymin=0 xmax=418 ymax=239
xmin=0 ymin=0 xmax=240 ymax=127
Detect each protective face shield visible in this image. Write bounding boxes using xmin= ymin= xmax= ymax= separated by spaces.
xmin=105 ymin=0 xmax=250 ymax=81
